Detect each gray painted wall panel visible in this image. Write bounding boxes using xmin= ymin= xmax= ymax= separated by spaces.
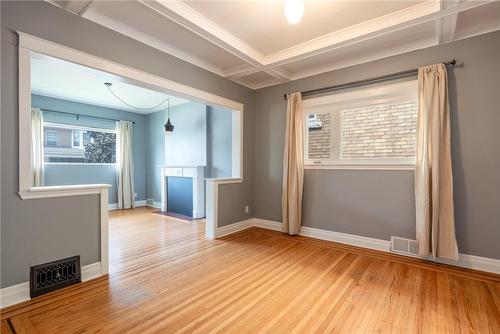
xmin=145 ymin=110 xmax=165 ymax=203
xmin=1 ymin=0 xmax=254 ymax=287
xmin=207 ymin=106 xmax=233 ymax=179
xmin=164 ymin=102 xmax=207 ymax=167
xmin=254 ymin=31 xmax=500 ymax=259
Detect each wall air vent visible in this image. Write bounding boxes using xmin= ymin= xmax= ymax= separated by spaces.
xmin=390 ymin=237 xmax=418 ymax=257
xmin=30 ymin=255 xmax=81 ymax=298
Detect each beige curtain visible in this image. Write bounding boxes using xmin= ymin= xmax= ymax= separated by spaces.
xmin=415 ymin=64 xmax=458 ymax=261
xmin=282 ymin=92 xmax=304 ymax=235
xmin=117 ymin=121 xmax=135 ymax=209
xmin=31 ymin=108 xmax=44 ymax=187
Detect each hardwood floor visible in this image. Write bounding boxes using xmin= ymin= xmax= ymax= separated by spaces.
xmin=1 ymin=207 xmax=499 ymax=333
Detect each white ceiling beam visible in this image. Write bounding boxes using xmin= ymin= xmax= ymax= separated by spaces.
xmin=140 ymin=0 xmax=292 ymax=82
xmin=437 ymin=0 xmax=460 ymax=44
xmin=140 ymin=0 xmax=265 ymax=67
xmin=77 ymin=0 xmax=94 ymax=17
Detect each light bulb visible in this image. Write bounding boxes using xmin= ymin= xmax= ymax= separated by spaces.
xmin=284 ymin=0 xmax=304 ymax=24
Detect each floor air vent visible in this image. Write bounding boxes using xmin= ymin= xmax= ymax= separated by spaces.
xmin=30 ymin=255 xmax=81 ymax=298
xmin=390 ymin=237 xmax=418 ymax=256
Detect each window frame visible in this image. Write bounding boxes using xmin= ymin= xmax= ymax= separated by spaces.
xmin=45 ymin=129 xmax=58 ymax=147
xmin=302 ymin=80 xmax=418 ymax=170
xmin=71 ymin=129 xmax=84 ymax=149
xmin=43 ymin=121 xmax=117 ymax=165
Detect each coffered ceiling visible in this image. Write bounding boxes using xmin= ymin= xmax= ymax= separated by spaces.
xmin=47 ymin=0 xmax=500 ymax=89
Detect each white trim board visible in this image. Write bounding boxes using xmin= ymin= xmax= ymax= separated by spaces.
xmin=0 ymin=262 xmax=103 ymax=309
xmin=108 ymin=200 xmax=147 ymax=211
xmin=218 ymin=218 xmax=500 ymax=275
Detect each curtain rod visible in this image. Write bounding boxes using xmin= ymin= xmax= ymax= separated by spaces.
xmin=40 ymin=108 xmax=136 ymax=124
xmin=284 ymin=59 xmax=457 ymax=100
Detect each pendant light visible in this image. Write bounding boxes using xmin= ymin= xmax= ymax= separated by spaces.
xmin=103 ymin=82 xmax=174 ymax=132
xmin=164 ymin=98 xmax=174 ymax=132
xmin=284 ymin=0 xmax=304 ymax=24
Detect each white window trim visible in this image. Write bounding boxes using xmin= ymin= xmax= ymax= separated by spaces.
xmin=44 ymin=162 xmax=117 ymax=166
xmin=44 ymin=122 xmax=116 ymax=133
xmin=45 ymin=129 xmax=58 ymax=147
xmin=71 ymin=130 xmax=84 ymax=148
xmin=303 ymin=80 xmax=418 ymax=170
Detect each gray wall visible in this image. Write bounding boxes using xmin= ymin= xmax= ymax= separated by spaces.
xmin=1 ymin=0 xmax=254 ymax=288
xmin=254 ymin=31 xmax=500 ymax=260
xmin=207 ymin=106 xmax=233 ymax=178
xmin=145 ymin=109 xmax=165 ymax=204
xmin=145 ymin=104 xmax=234 ymax=203
xmin=164 ymin=102 xmax=207 ymax=167
xmin=32 ymin=94 xmax=147 ymax=204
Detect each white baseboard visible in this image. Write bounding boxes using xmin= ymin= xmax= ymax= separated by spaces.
xmin=145 ymin=199 xmax=162 ymax=209
xmin=300 ymin=225 xmax=391 ymax=252
xmin=252 ymin=218 xmax=284 ymax=232
xmin=0 ymin=261 xmax=102 ymax=309
xmin=217 ymin=219 xmax=254 ymax=238
xmin=219 ymin=218 xmax=500 ymax=275
xmin=109 ymin=200 xmax=147 ymax=211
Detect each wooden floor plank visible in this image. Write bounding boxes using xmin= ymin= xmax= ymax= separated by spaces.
xmin=1 ymin=207 xmax=499 ymax=333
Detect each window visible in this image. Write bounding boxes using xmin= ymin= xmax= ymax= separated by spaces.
xmin=303 ymin=80 xmax=417 ymax=169
xmin=43 ymin=122 xmax=116 ymax=164
xmin=45 ymin=130 xmax=58 ymax=147
xmin=72 ymin=130 xmax=83 ymax=148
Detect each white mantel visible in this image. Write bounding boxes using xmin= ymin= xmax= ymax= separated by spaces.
xmin=159 ymin=166 xmax=205 ymax=219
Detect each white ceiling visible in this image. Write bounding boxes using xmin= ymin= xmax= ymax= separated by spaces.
xmin=47 ymin=0 xmax=500 ymax=89
xmin=31 ymin=53 xmax=189 ymax=114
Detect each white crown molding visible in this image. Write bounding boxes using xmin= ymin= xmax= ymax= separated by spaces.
xmin=140 ymin=0 xmax=266 ymax=66
xmin=265 ymin=1 xmax=440 ymax=66
xmin=231 ymin=0 xmax=493 ymax=78
xmin=0 ymin=262 xmax=103 ymax=309
xmin=45 ymin=0 xmax=496 ymax=88
xmin=139 ymin=0 xmax=290 ymax=82
xmin=286 ymin=37 xmax=436 ymax=84
xmin=81 ymin=6 xmax=227 ymax=78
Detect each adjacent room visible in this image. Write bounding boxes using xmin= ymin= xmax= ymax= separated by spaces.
xmin=1 ymin=0 xmax=499 ymax=333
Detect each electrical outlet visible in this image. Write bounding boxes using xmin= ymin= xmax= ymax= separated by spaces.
xmin=245 ymin=205 xmax=250 ymax=214
xmin=134 ymin=192 xmax=138 ymax=199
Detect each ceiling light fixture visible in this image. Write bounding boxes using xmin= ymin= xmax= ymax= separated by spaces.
xmin=284 ymin=0 xmax=304 ymax=24
xmin=104 ymin=82 xmax=174 ymax=132
xmin=164 ymin=98 xmax=174 ymax=133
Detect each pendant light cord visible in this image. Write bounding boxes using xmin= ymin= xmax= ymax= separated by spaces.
xmin=104 ymin=83 xmax=169 ymax=111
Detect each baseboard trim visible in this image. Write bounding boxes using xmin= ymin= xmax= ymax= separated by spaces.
xmin=217 ymin=219 xmax=254 ymax=238
xmin=300 ymin=225 xmax=391 ymax=252
xmin=109 ymin=200 xmax=147 ymax=211
xmin=219 ymin=218 xmax=500 ymax=275
xmin=0 ymin=261 xmax=102 ymax=309
xmin=145 ymin=199 xmax=162 ymax=209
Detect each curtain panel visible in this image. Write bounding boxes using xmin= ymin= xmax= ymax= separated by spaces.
xmin=117 ymin=121 xmax=135 ymax=209
xmin=415 ymin=64 xmax=458 ymax=261
xmin=282 ymin=92 xmax=304 ymax=235
xmin=31 ymin=108 xmax=44 ymax=187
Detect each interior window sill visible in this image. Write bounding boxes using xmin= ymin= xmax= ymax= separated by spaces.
xmin=304 ymin=164 xmax=416 ymax=171
xmin=19 ymin=184 xmax=112 ymax=200
xmin=205 ymin=177 xmax=243 ymax=184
